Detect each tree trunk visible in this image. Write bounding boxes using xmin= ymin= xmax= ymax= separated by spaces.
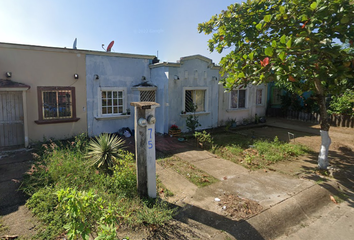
xmin=315 ymin=79 xmax=331 ymax=169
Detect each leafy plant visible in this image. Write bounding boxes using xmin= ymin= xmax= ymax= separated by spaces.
xmin=21 ymin=135 xmax=176 ymax=239
xmin=194 ymin=130 xmax=214 ymax=149
xmin=328 ymin=89 xmax=354 ymax=116
xmin=198 ymin=0 xmax=354 ymax=169
xmin=185 ymin=103 xmax=201 ymax=133
xmin=86 ymin=133 xmax=125 ymax=170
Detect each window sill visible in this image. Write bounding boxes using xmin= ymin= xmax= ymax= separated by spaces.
xmin=35 ymin=118 xmax=80 ymax=124
xmin=180 ymin=112 xmax=210 ymax=117
xmin=226 ymin=108 xmax=248 ymax=112
xmin=95 ymin=115 xmax=131 ymax=120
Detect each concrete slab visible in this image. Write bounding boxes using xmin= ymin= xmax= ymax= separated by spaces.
xmin=182 ymin=156 xmax=315 ymax=208
xmin=276 ymin=197 xmax=354 ymax=240
xmin=175 ymin=150 xmax=215 ymax=163
xmin=189 ymin=157 xmax=247 ymax=180
xmin=156 ymin=164 xmax=198 ymax=204
xmin=157 ymin=146 xmax=337 ymax=240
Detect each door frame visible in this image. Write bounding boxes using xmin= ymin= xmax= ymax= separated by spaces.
xmin=0 ymin=87 xmax=29 ymax=148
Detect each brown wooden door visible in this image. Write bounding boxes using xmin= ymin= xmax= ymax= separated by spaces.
xmin=0 ymin=91 xmax=25 ymax=148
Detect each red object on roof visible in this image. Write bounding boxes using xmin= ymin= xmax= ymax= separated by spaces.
xmin=107 ymin=41 xmax=114 ymax=52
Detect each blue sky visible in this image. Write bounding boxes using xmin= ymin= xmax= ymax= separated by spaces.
xmin=0 ymin=0 xmax=242 ymax=64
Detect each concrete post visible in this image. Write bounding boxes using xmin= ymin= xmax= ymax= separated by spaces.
xmin=130 ymin=102 xmax=160 ymax=198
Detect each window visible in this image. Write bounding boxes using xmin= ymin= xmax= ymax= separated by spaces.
xmin=36 ymin=86 xmax=79 ymax=124
xmin=184 ymin=88 xmax=207 ymax=113
xmin=140 ymin=90 xmax=156 ymax=102
xmin=100 ymin=88 xmax=125 ymax=116
xmin=256 ymin=89 xmax=263 ymax=105
xmin=230 ymin=89 xmax=247 ymax=109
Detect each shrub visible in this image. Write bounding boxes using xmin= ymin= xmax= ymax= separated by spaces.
xmin=21 ymin=134 xmax=176 ymax=239
xmin=328 ymin=89 xmax=354 ymax=116
xmin=86 ymin=133 xmax=125 ymax=170
xmin=194 ymin=131 xmax=214 ymax=149
xmin=185 ymin=103 xmax=201 ymax=133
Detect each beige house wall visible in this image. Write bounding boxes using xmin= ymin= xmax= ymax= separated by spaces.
xmin=0 ymin=43 xmax=87 ymax=143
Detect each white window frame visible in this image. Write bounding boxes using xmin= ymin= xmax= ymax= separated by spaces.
xmin=229 ymin=88 xmax=248 ymax=109
xmin=97 ymin=87 xmax=127 ymax=118
xmin=256 ymin=86 xmax=265 ymax=106
xmin=182 ymin=87 xmax=209 ymax=114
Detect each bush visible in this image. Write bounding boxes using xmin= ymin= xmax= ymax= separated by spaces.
xmin=185 ymin=103 xmax=201 ymax=133
xmin=328 ymin=89 xmax=354 ymax=116
xmin=21 ymin=135 xmax=176 ymax=240
xmin=194 ymin=131 xmax=214 ymax=149
xmin=86 ymin=133 xmax=125 ymax=171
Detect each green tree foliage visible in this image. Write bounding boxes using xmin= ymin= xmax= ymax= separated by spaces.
xmin=198 ymin=0 xmax=354 ymax=131
xmin=329 ymin=89 xmax=354 ymax=116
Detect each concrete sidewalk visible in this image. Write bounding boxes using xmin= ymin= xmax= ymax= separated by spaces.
xmin=157 ymin=149 xmax=338 ymax=240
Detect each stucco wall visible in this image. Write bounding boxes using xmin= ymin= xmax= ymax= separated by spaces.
xmin=86 ymin=54 xmax=152 ymax=137
xmin=149 ymin=66 xmax=169 ymax=134
xmin=0 ymin=44 xmax=87 ymax=143
xmin=151 ymin=57 xmax=220 ymax=133
xmin=218 ymin=83 xmax=267 ymax=126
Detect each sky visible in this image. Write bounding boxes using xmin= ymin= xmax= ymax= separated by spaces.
xmin=0 ymin=0 xmax=243 ymax=64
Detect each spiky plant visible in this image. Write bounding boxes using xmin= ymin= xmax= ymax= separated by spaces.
xmin=86 ymin=133 xmax=125 ymax=169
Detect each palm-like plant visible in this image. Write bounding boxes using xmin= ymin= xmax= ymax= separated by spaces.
xmin=86 ymin=133 xmax=125 ymax=169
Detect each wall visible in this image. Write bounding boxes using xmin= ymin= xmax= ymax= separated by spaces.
xmin=151 ymin=56 xmax=220 ymax=133
xmin=86 ymin=54 xmax=153 ymax=137
xmin=218 ymin=83 xmax=267 ymax=126
xmin=149 ymin=66 xmax=169 ymax=134
xmin=0 ymin=43 xmax=87 ymax=143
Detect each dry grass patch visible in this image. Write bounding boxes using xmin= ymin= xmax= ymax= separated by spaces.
xmin=158 ymin=156 xmax=218 ymax=187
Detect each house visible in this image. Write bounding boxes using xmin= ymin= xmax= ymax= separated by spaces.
xmin=150 ymin=55 xmax=221 ymax=133
xmin=218 ymin=82 xmax=267 ymax=126
xmin=85 ymin=52 xmax=156 ymax=137
xmin=0 ymin=43 xmax=87 ymax=148
xmin=0 ymin=42 xmax=268 ymax=149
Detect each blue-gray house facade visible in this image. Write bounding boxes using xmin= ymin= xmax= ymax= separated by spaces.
xmin=86 ymin=52 xmax=155 ymax=137
xmin=85 ymin=52 xmax=267 ymax=137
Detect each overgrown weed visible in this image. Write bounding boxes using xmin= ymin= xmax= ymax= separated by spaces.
xmin=21 ymin=134 xmax=175 ymax=240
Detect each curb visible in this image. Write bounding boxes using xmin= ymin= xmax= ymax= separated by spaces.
xmin=176 ymin=183 xmax=333 ymax=240
xmin=245 ymin=184 xmax=333 ymax=239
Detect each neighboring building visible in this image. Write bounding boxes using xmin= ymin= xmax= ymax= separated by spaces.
xmin=218 ymin=83 xmax=267 ymax=125
xmin=85 ymin=52 xmax=155 ymax=137
xmin=0 ymin=43 xmax=87 ymax=148
xmin=150 ymin=55 xmax=221 ymax=133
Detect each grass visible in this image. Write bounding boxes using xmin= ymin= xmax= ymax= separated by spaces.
xmin=20 ymin=134 xmax=176 ymax=240
xmin=212 ymin=132 xmax=309 ymax=169
xmin=0 ymin=217 xmax=8 ymax=233
xmin=157 ymin=156 xmax=219 ymax=187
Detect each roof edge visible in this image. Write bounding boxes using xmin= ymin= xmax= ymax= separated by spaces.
xmin=0 ymin=42 xmax=156 ymax=60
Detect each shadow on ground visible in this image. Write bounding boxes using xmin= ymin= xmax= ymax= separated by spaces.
xmin=0 ymin=150 xmax=33 ymax=216
xmin=148 ymin=202 xmax=265 ymax=240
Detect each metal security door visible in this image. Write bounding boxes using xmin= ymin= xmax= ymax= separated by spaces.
xmin=0 ymin=91 xmax=25 ymax=148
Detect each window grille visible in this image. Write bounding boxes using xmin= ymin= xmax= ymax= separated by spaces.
xmin=140 ymin=90 xmax=156 ymax=102
xmin=185 ymin=90 xmax=205 ymax=112
xmin=42 ymin=90 xmax=72 ymax=119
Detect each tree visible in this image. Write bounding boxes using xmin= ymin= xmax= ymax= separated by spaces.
xmin=198 ymin=0 xmax=354 ymax=169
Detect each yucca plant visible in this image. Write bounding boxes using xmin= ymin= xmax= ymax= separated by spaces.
xmin=86 ymin=133 xmax=125 ymax=170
